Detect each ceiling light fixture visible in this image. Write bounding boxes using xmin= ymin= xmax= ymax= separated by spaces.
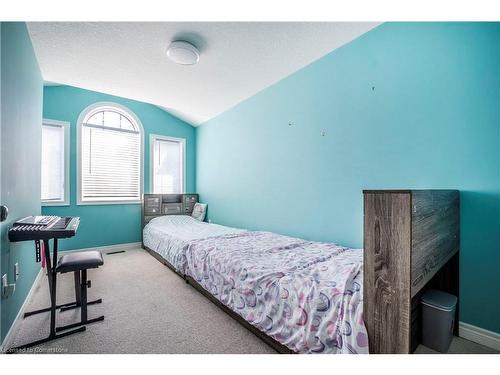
xmin=166 ymin=41 xmax=200 ymax=65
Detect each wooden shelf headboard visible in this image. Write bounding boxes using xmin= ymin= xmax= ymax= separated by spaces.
xmin=142 ymin=193 xmax=199 ymax=229
xmin=363 ymin=189 xmax=459 ymax=353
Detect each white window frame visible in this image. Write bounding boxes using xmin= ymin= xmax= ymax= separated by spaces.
xmin=149 ymin=134 xmax=186 ymax=194
xmin=41 ymin=119 xmax=70 ymax=206
xmin=77 ymin=102 xmax=144 ymax=205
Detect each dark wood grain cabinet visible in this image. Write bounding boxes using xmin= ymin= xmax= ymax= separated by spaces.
xmin=363 ymin=190 xmax=459 ymax=353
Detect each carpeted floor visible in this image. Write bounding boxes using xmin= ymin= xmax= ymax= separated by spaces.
xmin=6 ymin=247 xmax=498 ymax=354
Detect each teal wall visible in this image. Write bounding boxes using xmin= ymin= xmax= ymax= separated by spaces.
xmin=0 ymin=22 xmax=43 ymax=342
xmin=196 ymin=23 xmax=500 ymax=333
xmin=42 ymin=86 xmax=196 ymax=250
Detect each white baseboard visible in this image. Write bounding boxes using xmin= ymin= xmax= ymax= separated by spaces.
xmin=0 ymin=268 xmax=44 ymax=352
xmin=63 ymin=242 xmax=142 ymax=254
xmin=459 ymin=321 xmax=500 ymax=351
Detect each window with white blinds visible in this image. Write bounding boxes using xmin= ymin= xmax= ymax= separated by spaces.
xmin=79 ymin=104 xmax=143 ymax=204
xmin=150 ymin=135 xmax=185 ymax=194
xmin=41 ymin=120 xmax=69 ymax=205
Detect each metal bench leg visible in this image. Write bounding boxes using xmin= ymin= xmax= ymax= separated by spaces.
xmin=56 ymin=269 xmax=104 ymax=332
xmin=24 ymin=270 xmax=101 ymax=317
xmin=74 ymin=270 xmax=82 ymax=305
xmin=59 ymin=272 xmax=101 ymax=311
xmin=81 ymin=269 xmax=88 ymax=322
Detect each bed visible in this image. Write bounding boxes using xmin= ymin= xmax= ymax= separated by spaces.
xmin=142 ymin=191 xmax=460 ymax=354
xmin=142 ymin=206 xmax=368 ymax=353
xmin=184 ymin=231 xmax=368 ymax=354
xmin=142 ymin=215 xmax=245 ymax=274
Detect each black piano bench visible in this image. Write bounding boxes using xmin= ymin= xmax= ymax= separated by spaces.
xmin=55 ymin=250 xmax=105 ymax=332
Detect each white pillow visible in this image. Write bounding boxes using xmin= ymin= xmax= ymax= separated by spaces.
xmin=191 ymin=203 xmax=207 ymax=221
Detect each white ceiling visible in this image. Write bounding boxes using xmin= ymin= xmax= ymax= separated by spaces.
xmin=28 ymin=22 xmax=380 ymax=126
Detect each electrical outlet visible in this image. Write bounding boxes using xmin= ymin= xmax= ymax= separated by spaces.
xmin=2 ymin=273 xmax=16 ymax=298
xmin=14 ymin=263 xmax=20 ymax=281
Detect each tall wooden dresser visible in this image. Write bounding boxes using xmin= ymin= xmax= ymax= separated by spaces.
xmin=363 ymin=190 xmax=460 ymax=353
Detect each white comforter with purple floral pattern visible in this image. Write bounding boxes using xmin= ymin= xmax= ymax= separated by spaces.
xmin=184 ymin=231 xmax=369 ymax=354
xmin=143 ymin=215 xmax=245 ymax=274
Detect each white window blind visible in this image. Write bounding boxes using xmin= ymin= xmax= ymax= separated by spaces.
xmin=41 ymin=123 xmax=67 ymax=203
xmin=151 ymin=136 xmax=184 ymax=194
xmin=80 ymin=107 xmax=142 ymax=203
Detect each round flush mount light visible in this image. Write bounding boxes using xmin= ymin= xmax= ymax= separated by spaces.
xmin=166 ymin=41 xmax=200 ymax=65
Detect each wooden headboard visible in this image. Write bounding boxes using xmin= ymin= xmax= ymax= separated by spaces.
xmin=142 ymin=193 xmax=199 ymax=229
xmin=363 ymin=190 xmax=459 ymax=353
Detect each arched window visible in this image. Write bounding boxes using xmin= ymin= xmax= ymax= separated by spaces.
xmin=78 ymin=102 xmax=143 ymax=204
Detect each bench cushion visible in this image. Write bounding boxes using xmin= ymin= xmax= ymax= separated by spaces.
xmin=56 ymin=250 xmax=104 ymax=273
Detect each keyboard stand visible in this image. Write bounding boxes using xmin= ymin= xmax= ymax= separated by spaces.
xmin=7 ymin=238 xmax=85 ymax=353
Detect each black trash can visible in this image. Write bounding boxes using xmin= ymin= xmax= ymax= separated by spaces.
xmin=421 ymin=289 xmax=457 ymax=353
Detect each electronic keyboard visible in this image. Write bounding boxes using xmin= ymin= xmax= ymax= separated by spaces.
xmin=5 ymin=216 xmax=86 ymax=351
xmin=8 ymin=215 xmax=80 ymax=242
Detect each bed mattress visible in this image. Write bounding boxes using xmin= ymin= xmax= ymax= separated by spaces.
xmin=142 ymin=215 xmax=245 ymax=274
xmin=184 ymin=231 xmax=368 ymax=354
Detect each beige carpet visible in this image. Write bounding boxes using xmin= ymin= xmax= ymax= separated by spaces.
xmin=5 ymin=247 xmax=498 ymax=354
